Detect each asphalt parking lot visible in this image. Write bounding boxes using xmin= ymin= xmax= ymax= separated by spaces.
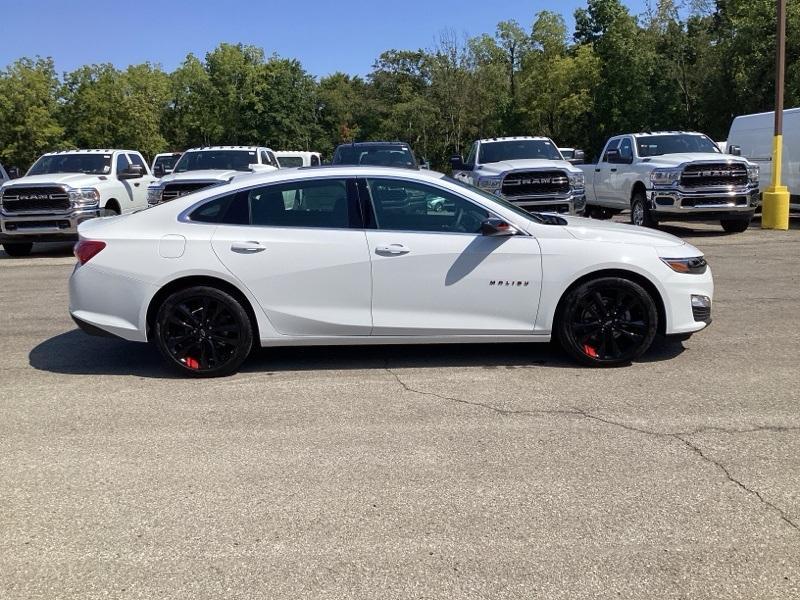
xmin=1 ymin=219 xmax=799 ymax=599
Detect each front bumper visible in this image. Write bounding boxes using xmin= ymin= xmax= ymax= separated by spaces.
xmin=0 ymin=207 xmax=107 ymax=243
xmin=647 ymin=185 xmax=759 ymax=220
xmin=501 ymin=191 xmax=585 ymax=215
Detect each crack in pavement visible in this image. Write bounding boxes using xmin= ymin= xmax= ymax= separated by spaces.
xmin=385 ymin=366 xmax=800 ymax=534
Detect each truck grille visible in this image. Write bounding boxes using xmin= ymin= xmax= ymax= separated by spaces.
xmin=502 ymin=170 xmax=570 ymax=197
xmin=681 ymin=163 xmax=748 ymax=188
xmin=162 ymin=182 xmax=215 ymax=202
xmin=1 ymin=186 xmax=70 ymax=213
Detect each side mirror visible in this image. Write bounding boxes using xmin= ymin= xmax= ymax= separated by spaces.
xmin=7 ymin=166 xmax=21 ymax=179
xmin=729 ymin=145 xmax=742 ymax=156
xmin=153 ymin=164 xmax=164 ymax=178
xmin=449 ymin=154 xmax=466 ymax=172
xmin=572 ymin=150 xmax=585 ymax=164
xmin=481 ymin=217 xmax=518 ymax=237
xmin=118 ymin=164 xmax=144 ymax=179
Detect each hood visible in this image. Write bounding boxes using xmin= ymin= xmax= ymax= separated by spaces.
xmin=561 ymin=215 xmax=686 ymax=248
xmin=2 ymin=173 xmax=108 ymax=189
xmin=158 ymin=169 xmax=244 ymax=185
xmin=641 ymin=153 xmax=749 ymax=167
xmin=477 ymin=159 xmax=579 ymax=175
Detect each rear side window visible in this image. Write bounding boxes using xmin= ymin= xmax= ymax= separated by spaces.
xmin=248 ymin=179 xmax=354 ymax=228
xmin=189 ymin=193 xmax=249 ymax=225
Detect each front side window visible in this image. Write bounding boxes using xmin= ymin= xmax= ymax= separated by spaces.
xmin=116 ymin=154 xmax=130 ymax=174
xmin=28 ymin=153 xmax=113 ymax=176
xmin=249 ymin=179 xmax=352 ymax=228
xmin=128 ymin=153 xmax=147 ymax=174
xmin=602 ymin=139 xmax=621 ymax=162
xmin=365 ymin=178 xmax=489 ymax=234
xmin=478 ymin=139 xmax=561 ymax=163
xmin=617 ymin=138 xmax=633 ymax=162
xmin=465 ymin=143 xmax=478 ymax=167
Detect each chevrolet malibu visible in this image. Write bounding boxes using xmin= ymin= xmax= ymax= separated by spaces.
xmin=69 ymin=166 xmax=713 ymax=377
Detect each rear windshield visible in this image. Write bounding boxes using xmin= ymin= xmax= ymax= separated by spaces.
xmin=333 ymin=145 xmax=417 ymax=168
xmin=277 ymin=156 xmax=304 ymax=168
xmin=479 ymin=140 xmax=562 ymax=163
xmin=28 ymin=153 xmax=112 ymax=176
xmin=636 ymin=135 xmax=720 ymax=157
xmin=173 ymin=150 xmax=257 ymax=173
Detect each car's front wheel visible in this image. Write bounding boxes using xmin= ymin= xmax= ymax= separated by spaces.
xmin=720 ymin=217 xmax=751 ymax=233
xmin=557 ymin=277 xmax=658 ymax=366
xmin=2 ymin=242 xmax=33 ymax=257
xmin=630 ymin=192 xmax=657 ymax=228
xmin=154 ymin=286 xmax=254 ymax=377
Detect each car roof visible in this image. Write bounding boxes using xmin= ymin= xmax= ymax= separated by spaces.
xmin=275 ymin=150 xmax=320 ymax=156
xmin=478 ymin=136 xmax=551 ymax=143
xmin=228 ymin=165 xmax=444 ymax=186
xmin=632 ymin=131 xmax=707 ymax=137
xmin=335 ymin=141 xmax=410 ymax=148
xmin=184 ymin=145 xmax=273 ymax=152
xmin=41 ymin=149 xmax=138 ymax=155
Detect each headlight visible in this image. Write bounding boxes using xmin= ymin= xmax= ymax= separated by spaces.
xmin=747 ymin=163 xmax=759 ymax=183
xmin=477 ymin=176 xmax=502 ymax=192
xmin=661 ymin=256 xmax=708 ymax=274
xmin=68 ymin=187 xmax=100 ymax=207
xmin=568 ymin=172 xmax=585 ymax=189
xmin=650 ymin=169 xmax=682 ymax=186
xmin=147 ymin=186 xmax=163 ymax=205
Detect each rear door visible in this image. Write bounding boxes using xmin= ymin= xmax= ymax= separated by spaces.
xmin=210 ymin=177 xmax=373 ymax=336
xmin=360 ymin=177 xmax=542 ymax=335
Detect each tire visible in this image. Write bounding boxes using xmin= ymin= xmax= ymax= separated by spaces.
xmin=154 ymin=286 xmax=254 ymax=377
xmin=720 ymin=218 xmax=750 ymax=233
xmin=557 ymin=276 xmax=658 ymax=367
xmin=2 ymin=242 xmax=33 ymax=257
xmin=104 ymin=200 xmax=120 ymax=217
xmin=630 ymin=191 xmax=657 ymax=228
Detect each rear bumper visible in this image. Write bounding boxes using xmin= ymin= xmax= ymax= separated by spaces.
xmin=0 ymin=207 xmax=107 ymax=242
xmin=647 ymin=186 xmax=759 ymax=220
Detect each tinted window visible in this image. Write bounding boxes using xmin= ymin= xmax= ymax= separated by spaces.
xmin=128 ymin=153 xmax=147 ymax=174
xmin=560 ymin=149 xmax=575 ymax=159
xmin=617 ymin=138 xmax=633 ymax=161
xmin=478 ymin=139 xmax=561 ymax=163
xmin=174 ymin=150 xmax=257 ymax=172
xmin=311 ymin=154 xmax=320 ymax=166
xmin=636 ymin=134 xmax=721 ymax=157
xmin=602 ymin=139 xmax=621 ymax=162
xmin=249 ymin=179 xmax=351 ymax=228
xmin=333 ymin=144 xmax=417 ymax=168
xmin=277 ymin=156 xmax=304 ymax=168
xmin=465 ymin=143 xmax=478 ymax=167
xmin=366 ymin=178 xmax=489 ymax=234
xmin=189 ymin=193 xmax=249 ymax=225
xmin=153 ymin=154 xmax=180 ymax=171
xmin=116 ymin=154 xmax=130 ymax=174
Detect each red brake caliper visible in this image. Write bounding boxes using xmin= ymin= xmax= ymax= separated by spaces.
xmin=184 ymin=357 xmax=200 ymax=370
xmin=583 ymin=345 xmax=598 ymax=358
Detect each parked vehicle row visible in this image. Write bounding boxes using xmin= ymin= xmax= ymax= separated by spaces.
xmin=275 ymin=151 xmax=321 ymax=168
xmin=579 ymin=131 xmax=760 ymax=232
xmin=69 ymin=165 xmax=713 ymax=376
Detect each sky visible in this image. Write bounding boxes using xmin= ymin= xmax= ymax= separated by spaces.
xmin=0 ymin=0 xmax=648 ymax=77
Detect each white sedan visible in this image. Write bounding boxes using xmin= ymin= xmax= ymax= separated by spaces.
xmin=69 ymin=166 xmax=713 ymax=377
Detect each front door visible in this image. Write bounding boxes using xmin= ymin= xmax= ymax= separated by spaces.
xmin=210 ymin=177 xmax=373 ymax=337
xmin=361 ymin=177 xmax=542 ymax=335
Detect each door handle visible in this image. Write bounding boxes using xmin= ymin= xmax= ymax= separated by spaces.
xmin=610 ymin=168 xmax=617 ymax=172
xmin=134 ymin=182 xmax=140 ymax=187
xmin=595 ymin=168 xmax=601 ymax=172
xmin=230 ymin=241 xmax=266 ymax=254
xmin=375 ymin=244 xmax=410 ymax=256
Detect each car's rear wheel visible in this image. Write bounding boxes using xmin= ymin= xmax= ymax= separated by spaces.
xmin=557 ymin=277 xmax=658 ymax=366
xmin=154 ymin=286 xmax=253 ymax=377
xmin=630 ymin=191 xmax=657 ymax=228
xmin=2 ymin=242 xmax=33 ymax=257
xmin=720 ymin=217 xmax=750 ymax=233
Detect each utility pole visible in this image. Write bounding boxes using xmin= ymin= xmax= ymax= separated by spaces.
xmin=762 ymin=0 xmax=790 ymax=230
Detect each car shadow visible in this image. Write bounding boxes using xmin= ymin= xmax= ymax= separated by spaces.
xmin=0 ymin=242 xmax=74 ymax=259
xmin=29 ymin=329 xmax=686 ymax=378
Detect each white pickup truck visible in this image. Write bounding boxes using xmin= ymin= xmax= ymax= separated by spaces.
xmin=449 ymin=136 xmax=586 ymax=214
xmin=0 ymin=149 xmax=155 ymax=257
xmin=147 ymin=146 xmax=279 ymax=205
xmin=580 ymin=132 xmax=760 ymax=232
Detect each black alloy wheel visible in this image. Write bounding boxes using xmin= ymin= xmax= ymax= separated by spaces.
xmin=557 ymin=277 xmax=658 ymax=366
xmin=155 ymin=286 xmax=253 ymax=377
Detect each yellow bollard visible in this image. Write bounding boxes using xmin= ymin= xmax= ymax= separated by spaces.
xmin=761 ymin=134 xmax=790 ymax=230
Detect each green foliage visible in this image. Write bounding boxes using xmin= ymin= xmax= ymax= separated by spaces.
xmin=0 ymin=2 xmax=797 ymax=170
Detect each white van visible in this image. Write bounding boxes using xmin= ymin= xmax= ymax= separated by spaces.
xmin=275 ymin=151 xmax=321 ymax=168
xmin=727 ymin=108 xmax=800 ymax=210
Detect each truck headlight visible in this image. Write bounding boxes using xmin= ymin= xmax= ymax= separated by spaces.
xmin=747 ymin=163 xmax=759 ymax=183
xmin=477 ymin=176 xmax=502 ymax=193
xmin=568 ymin=172 xmax=585 ymax=189
xmin=68 ymin=187 xmax=100 ymax=207
xmin=147 ymin=186 xmax=163 ymax=205
xmin=650 ymin=169 xmax=682 ymax=186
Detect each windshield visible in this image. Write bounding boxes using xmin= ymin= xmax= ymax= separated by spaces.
xmin=277 ymin=156 xmax=304 ymax=168
xmin=27 ymin=153 xmax=112 ymax=176
xmin=479 ymin=140 xmax=562 ymax=163
xmin=333 ymin=145 xmax=417 ymax=168
xmin=636 ymin=134 xmax=720 ymax=157
xmin=444 ymin=176 xmax=549 ymax=224
xmin=560 ymin=149 xmax=574 ymax=159
xmin=173 ymin=150 xmax=257 ymax=173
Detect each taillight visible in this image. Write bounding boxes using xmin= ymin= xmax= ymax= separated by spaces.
xmin=74 ymin=240 xmax=106 ymax=265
